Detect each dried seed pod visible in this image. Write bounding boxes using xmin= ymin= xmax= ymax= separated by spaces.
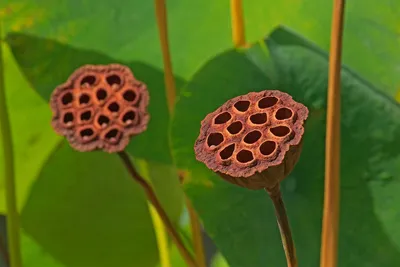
xmin=194 ymin=90 xmax=308 ymax=190
xmin=50 ymin=64 xmax=150 ymax=153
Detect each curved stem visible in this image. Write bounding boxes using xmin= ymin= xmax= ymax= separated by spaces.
xmin=321 ymin=1 xmax=345 ymax=267
xmin=118 ymin=151 xmax=197 ymax=267
xmin=266 ymin=186 xmax=297 ymax=267
xmin=0 ymin=24 xmax=22 ymax=267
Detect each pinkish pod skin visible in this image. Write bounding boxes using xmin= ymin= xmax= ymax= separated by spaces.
xmin=50 ymin=64 xmax=150 ymax=153
xmin=194 ymin=90 xmax=309 ymax=190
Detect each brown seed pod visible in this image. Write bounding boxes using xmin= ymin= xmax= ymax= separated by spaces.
xmin=194 ymin=90 xmax=308 ymax=190
xmin=50 ymin=64 xmax=150 ymax=153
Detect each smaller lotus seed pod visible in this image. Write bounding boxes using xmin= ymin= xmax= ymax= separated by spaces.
xmin=50 ymin=64 xmax=150 ymax=153
xmin=194 ymin=90 xmax=308 ymax=190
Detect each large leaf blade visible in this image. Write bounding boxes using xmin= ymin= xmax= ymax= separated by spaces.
xmin=1 ymin=0 xmax=400 ymax=96
xmin=171 ymin=27 xmax=400 ymax=267
xmin=20 ymin=141 xmax=183 ymax=267
xmin=0 ymin=42 xmax=60 ymax=213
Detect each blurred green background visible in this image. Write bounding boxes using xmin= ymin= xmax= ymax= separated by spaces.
xmin=1 ymin=0 xmax=400 ymax=266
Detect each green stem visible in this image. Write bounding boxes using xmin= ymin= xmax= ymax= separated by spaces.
xmin=136 ymin=159 xmax=171 ymax=267
xmin=0 ymin=24 xmax=23 ymax=267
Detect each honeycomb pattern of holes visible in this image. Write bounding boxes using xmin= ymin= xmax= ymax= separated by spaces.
xmin=243 ymin=130 xmax=262 ymax=144
xmin=122 ymin=89 xmax=137 ymax=102
xmin=207 ymin=132 xmax=224 ymax=148
xmin=219 ymin=144 xmax=235 ymax=160
xmin=122 ymin=110 xmax=137 ymax=125
xmin=227 ymin=121 xmax=243 ymax=135
xmin=259 ymin=141 xmax=277 ymax=156
xmin=62 ymin=112 xmax=74 ymax=125
xmin=214 ymin=112 xmax=232 ymax=124
xmin=61 ymin=92 xmax=73 ymax=105
xmin=80 ymin=75 xmax=96 ymax=86
xmin=249 ymin=113 xmax=267 ymax=125
xmin=108 ymin=102 xmax=120 ymax=113
xmin=104 ymin=128 xmax=121 ymax=143
xmin=96 ymin=88 xmax=108 ymax=101
xmin=275 ymin=107 xmax=293 ymax=120
xmin=270 ymin=126 xmax=291 ymax=137
xmin=236 ymin=149 xmax=254 ymax=163
xmin=106 ymin=74 xmax=122 ymax=86
xmin=79 ymin=128 xmax=95 ymax=141
xmin=79 ymin=93 xmax=91 ymax=105
xmin=97 ymin=115 xmax=110 ymax=128
xmin=258 ymin=96 xmax=278 ymax=109
xmin=234 ymin=100 xmax=251 ymax=112
xmin=80 ymin=110 xmax=92 ymax=122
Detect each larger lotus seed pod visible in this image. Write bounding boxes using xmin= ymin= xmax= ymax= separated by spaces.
xmin=50 ymin=64 xmax=150 ymax=153
xmin=194 ymin=90 xmax=308 ymax=190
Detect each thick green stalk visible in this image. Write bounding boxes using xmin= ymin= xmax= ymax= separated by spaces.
xmin=0 ymin=23 xmax=23 ymax=267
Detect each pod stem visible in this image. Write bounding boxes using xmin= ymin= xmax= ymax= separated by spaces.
xmin=321 ymin=0 xmax=346 ymax=266
xmin=118 ymin=151 xmax=198 ymax=267
xmin=266 ymin=186 xmax=297 ymax=267
xmin=230 ymin=0 xmax=246 ymax=47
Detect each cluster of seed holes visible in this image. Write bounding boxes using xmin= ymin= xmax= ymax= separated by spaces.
xmin=250 ymin=113 xmax=267 ymax=125
xmin=236 ymin=149 xmax=254 ymax=163
xmin=259 ymin=141 xmax=276 ymax=156
xmin=80 ymin=76 xmax=96 ymax=86
xmin=219 ymin=144 xmax=235 ymax=160
xmin=108 ymin=102 xmax=120 ymax=112
xmin=52 ymin=65 xmax=152 ymax=153
xmin=80 ymin=128 xmax=94 ymax=138
xmin=79 ymin=94 xmax=90 ymax=105
xmin=105 ymin=128 xmax=120 ymax=142
xmin=275 ymin=108 xmax=293 ymax=120
xmin=63 ymin=113 xmax=74 ymax=124
xmin=123 ymin=90 xmax=137 ymax=102
xmin=258 ymin=97 xmax=278 ymax=109
xmin=106 ymin=75 xmax=121 ymax=86
xmin=97 ymin=115 xmax=110 ymax=128
xmin=234 ymin=100 xmax=250 ymax=112
xmin=96 ymin=89 xmax=108 ymax=101
xmin=61 ymin=92 xmax=73 ymax=105
xmin=214 ymin=112 xmax=231 ymax=124
xmin=122 ymin=110 xmax=136 ymax=124
xmin=207 ymin=132 xmax=224 ymax=147
xmin=80 ymin=110 xmax=92 ymax=121
xmin=227 ymin=121 xmax=243 ymax=135
xmin=270 ymin=126 xmax=290 ymax=137
xmin=243 ymin=130 xmax=262 ymax=144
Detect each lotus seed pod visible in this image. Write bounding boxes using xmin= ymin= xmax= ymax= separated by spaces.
xmin=50 ymin=64 xmax=150 ymax=153
xmin=194 ymin=90 xmax=308 ymax=190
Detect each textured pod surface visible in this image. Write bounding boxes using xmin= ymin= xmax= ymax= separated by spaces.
xmin=50 ymin=64 xmax=150 ymax=153
xmin=194 ymin=90 xmax=308 ymax=190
